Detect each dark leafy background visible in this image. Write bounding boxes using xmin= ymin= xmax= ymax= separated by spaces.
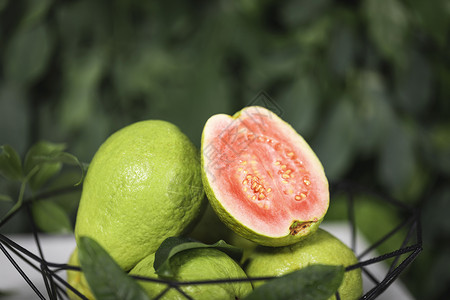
xmin=0 ymin=0 xmax=448 ymax=299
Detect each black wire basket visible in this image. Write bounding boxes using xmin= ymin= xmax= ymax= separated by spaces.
xmin=0 ymin=181 xmax=422 ymax=300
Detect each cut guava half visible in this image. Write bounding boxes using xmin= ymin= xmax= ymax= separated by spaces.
xmin=201 ymin=106 xmax=329 ymax=247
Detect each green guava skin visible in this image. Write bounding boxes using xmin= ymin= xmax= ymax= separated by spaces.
xmin=201 ymin=106 xmax=328 ymax=247
xmin=129 ymin=248 xmax=253 ymax=300
xmin=66 ymin=248 xmax=94 ymax=300
xmin=75 ymin=120 xmax=206 ymax=271
xmin=245 ymin=229 xmax=363 ymax=300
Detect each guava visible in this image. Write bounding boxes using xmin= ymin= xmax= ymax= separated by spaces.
xmin=66 ymin=248 xmax=94 ymax=300
xmin=245 ymin=228 xmax=363 ymax=300
xmin=129 ymin=248 xmax=253 ymax=300
xmin=201 ymin=106 xmax=329 ymax=246
xmin=75 ymin=120 xmax=206 ymax=271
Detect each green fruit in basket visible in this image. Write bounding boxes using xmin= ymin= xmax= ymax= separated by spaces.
xmin=74 ymin=120 xmax=206 ymax=271
xmin=129 ymin=248 xmax=253 ymax=300
xmin=201 ymin=106 xmax=329 ymax=247
xmin=245 ymin=228 xmax=363 ymax=300
xmin=66 ymin=248 xmax=94 ymax=300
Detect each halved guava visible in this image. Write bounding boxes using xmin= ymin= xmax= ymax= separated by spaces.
xmin=201 ymin=106 xmax=329 ymax=247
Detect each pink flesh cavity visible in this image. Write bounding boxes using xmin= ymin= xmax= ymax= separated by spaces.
xmin=203 ymin=107 xmax=328 ymax=237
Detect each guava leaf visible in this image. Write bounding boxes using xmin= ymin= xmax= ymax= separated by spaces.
xmin=277 ymin=77 xmax=320 ymax=137
xmin=154 ymin=237 xmax=243 ymax=278
xmin=377 ymin=120 xmax=415 ymax=194
xmin=24 ymin=141 xmax=85 ymax=190
xmin=0 ymin=145 xmax=23 ymax=181
xmin=19 ymin=0 xmax=53 ymax=28
xmin=280 ymin=0 xmax=331 ymax=27
xmin=328 ymin=26 xmax=357 ymax=77
xmin=395 ymin=51 xmax=432 ymax=116
xmin=352 ymin=71 xmax=395 ymax=155
xmin=363 ymin=0 xmax=408 ymax=65
xmin=0 ymin=194 xmax=13 ymax=202
xmin=312 ymin=100 xmax=357 ymax=181
xmin=244 ymin=265 xmax=344 ymax=300
xmin=3 ymin=23 xmax=53 ymax=86
xmin=0 ymin=165 xmax=38 ymax=224
xmin=31 ymin=200 xmax=72 ymax=233
xmin=24 ymin=141 xmax=65 ymax=190
xmin=78 ymin=236 xmax=150 ymax=300
xmin=33 ymin=151 xmax=87 ymax=186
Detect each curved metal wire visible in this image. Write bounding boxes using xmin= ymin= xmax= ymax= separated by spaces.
xmin=0 ymin=181 xmax=422 ymax=299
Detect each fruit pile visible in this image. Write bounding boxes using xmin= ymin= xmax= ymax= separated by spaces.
xmin=68 ymin=106 xmax=363 ymax=300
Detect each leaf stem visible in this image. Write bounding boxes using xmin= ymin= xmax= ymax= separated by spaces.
xmin=0 ymin=183 xmax=81 ymax=228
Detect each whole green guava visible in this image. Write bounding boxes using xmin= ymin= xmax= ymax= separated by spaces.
xmin=129 ymin=248 xmax=253 ymax=300
xmin=75 ymin=120 xmax=206 ymax=271
xmin=245 ymin=228 xmax=363 ymax=300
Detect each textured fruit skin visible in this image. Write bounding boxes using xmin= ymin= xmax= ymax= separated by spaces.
xmin=201 ymin=106 xmax=328 ymax=247
xmin=75 ymin=120 xmax=205 ymax=271
xmin=66 ymin=248 xmax=94 ymax=300
xmin=245 ymin=229 xmax=363 ymax=300
xmin=129 ymin=248 xmax=253 ymax=300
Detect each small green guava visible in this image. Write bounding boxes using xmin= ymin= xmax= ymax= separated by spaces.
xmin=66 ymin=248 xmax=94 ymax=300
xmin=244 ymin=229 xmax=363 ymax=300
xmin=129 ymin=248 xmax=253 ymax=300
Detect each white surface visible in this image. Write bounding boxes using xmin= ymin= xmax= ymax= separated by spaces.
xmin=0 ymin=234 xmax=76 ymax=300
xmin=0 ymin=223 xmax=415 ymax=299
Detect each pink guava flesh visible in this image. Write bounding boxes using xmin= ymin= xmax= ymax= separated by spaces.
xmin=202 ymin=106 xmax=329 ymax=238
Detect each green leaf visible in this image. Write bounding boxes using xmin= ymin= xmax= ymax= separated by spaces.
xmin=395 ymin=51 xmax=432 ymax=115
xmin=353 ymin=195 xmax=404 ymax=255
xmin=78 ymin=236 xmax=150 ymax=300
xmin=244 ymin=265 xmax=344 ymax=300
xmin=312 ymin=100 xmax=357 ymax=181
xmin=296 ymin=15 xmax=333 ymax=49
xmin=406 ymin=0 xmax=449 ymax=46
xmin=0 ymin=194 xmax=13 ymax=202
xmin=328 ymin=26 xmax=357 ymax=77
xmin=0 ymin=84 xmax=29 ymax=155
xmin=31 ymin=200 xmax=72 ymax=233
xmin=59 ymin=47 xmax=105 ymax=131
xmin=0 ymin=145 xmax=23 ymax=180
xmin=31 ymin=163 xmax=62 ymax=191
xmin=363 ymin=0 xmax=409 ymax=65
xmin=277 ymin=77 xmax=320 ymax=137
xmin=24 ymin=141 xmax=85 ymax=190
xmin=377 ymin=120 xmax=415 ymax=194
xmin=280 ymin=0 xmax=332 ymax=27
xmin=0 ymin=166 xmax=38 ymax=223
xmin=24 ymin=141 xmax=66 ymax=173
xmin=154 ymin=237 xmax=243 ymax=278
xmin=32 ymin=151 xmax=86 ymax=186
xmin=428 ymin=123 xmax=450 ymax=175
xmin=24 ymin=142 xmax=65 ymax=191
xmin=353 ymin=71 xmax=395 ymax=154
xmin=19 ymin=0 xmax=54 ymax=28
xmin=3 ymin=23 xmax=53 ymax=86
xmin=41 ymin=169 xmax=84 ymax=214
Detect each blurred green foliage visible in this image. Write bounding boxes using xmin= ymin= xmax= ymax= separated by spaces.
xmin=0 ymin=0 xmax=449 ymax=299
